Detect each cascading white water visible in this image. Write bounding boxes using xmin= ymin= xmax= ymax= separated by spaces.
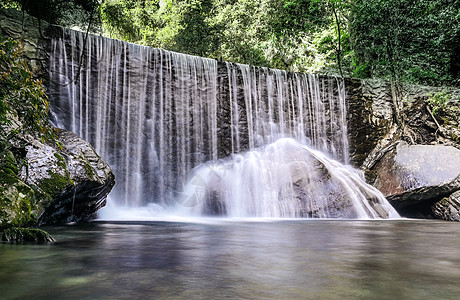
xmin=48 ymin=28 xmax=397 ymax=219
xmin=50 ymin=29 xmax=218 ymax=206
xmin=178 ymin=138 xmax=399 ymax=218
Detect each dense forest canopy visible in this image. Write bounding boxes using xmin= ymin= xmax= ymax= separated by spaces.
xmin=2 ymin=0 xmax=460 ymax=86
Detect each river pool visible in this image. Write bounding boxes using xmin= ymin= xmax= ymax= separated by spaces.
xmin=1 ymin=219 xmax=460 ymax=299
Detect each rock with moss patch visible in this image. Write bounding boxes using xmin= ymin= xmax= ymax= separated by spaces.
xmin=1 ymin=227 xmax=54 ymax=242
xmin=1 ymin=123 xmax=114 ymax=228
xmin=33 ymin=130 xmax=115 ymax=225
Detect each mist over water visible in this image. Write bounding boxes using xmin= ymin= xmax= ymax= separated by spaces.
xmin=178 ymin=138 xmax=398 ymax=219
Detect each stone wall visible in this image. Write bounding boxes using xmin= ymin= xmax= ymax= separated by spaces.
xmin=344 ymin=78 xmax=396 ymax=167
xmin=0 ymin=8 xmax=49 ymax=79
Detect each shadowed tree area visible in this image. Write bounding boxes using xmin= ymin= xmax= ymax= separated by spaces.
xmin=2 ymin=0 xmax=459 ymax=86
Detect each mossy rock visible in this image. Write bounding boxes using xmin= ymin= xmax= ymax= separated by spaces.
xmin=0 ymin=149 xmax=40 ymax=228
xmin=1 ymin=227 xmax=54 ymax=242
xmin=0 ymin=181 xmax=39 ymax=228
xmin=0 ymin=150 xmax=19 ymax=185
xmin=83 ymin=160 xmax=96 ymax=180
xmin=37 ymin=170 xmax=73 ymax=199
xmin=452 ymin=133 xmax=460 ymax=143
xmin=53 ymin=152 xmax=67 ymax=169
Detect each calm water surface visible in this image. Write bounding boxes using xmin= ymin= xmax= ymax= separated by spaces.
xmin=1 ymin=219 xmax=460 ymax=299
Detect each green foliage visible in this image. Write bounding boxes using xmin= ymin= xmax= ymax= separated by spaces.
xmin=0 ymin=35 xmax=63 ymax=231
xmin=5 ymin=0 xmax=460 ymax=85
xmin=0 ymin=150 xmax=18 ymax=185
xmin=53 ymin=153 xmax=67 ymax=169
xmin=0 ymin=34 xmax=55 ymax=143
xmin=1 ymin=0 xmax=98 ymax=29
xmin=100 ymin=0 xmax=220 ymax=56
xmin=353 ymin=63 xmax=370 ymax=79
xmin=426 ymin=91 xmax=452 ymax=116
xmin=98 ymin=0 xmax=350 ymax=72
xmin=350 ymin=0 xmax=460 ymax=86
xmin=0 ymin=149 xmax=38 ymax=229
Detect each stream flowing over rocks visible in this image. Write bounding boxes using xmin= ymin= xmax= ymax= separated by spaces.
xmin=180 ymin=138 xmax=398 ymax=218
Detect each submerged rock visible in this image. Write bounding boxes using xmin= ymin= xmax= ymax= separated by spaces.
xmin=372 ymin=142 xmax=460 ymax=218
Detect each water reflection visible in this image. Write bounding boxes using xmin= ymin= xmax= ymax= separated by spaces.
xmin=2 ymin=220 xmax=460 ymax=299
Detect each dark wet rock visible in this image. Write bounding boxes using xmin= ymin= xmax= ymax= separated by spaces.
xmin=344 ymin=78 xmax=396 ymax=167
xmin=402 ymin=98 xmax=439 ymax=144
xmin=432 ymin=191 xmax=460 ymax=222
xmin=1 ymin=227 xmax=54 ymax=243
xmin=401 ymin=85 xmax=460 ymax=147
xmin=201 ymin=190 xmax=228 ymax=216
xmin=372 ymin=142 xmax=460 ymax=218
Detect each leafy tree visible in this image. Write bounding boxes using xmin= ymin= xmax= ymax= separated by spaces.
xmin=100 ymin=0 xmax=159 ymax=43
xmin=100 ymin=0 xmax=220 ymax=56
xmin=349 ymin=0 xmax=460 ymax=86
xmin=4 ymin=0 xmax=459 ymax=86
xmin=1 ymin=0 xmax=99 ymax=30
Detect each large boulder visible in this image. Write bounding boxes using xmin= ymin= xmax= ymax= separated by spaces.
xmin=35 ymin=130 xmax=115 ymax=225
xmin=1 ymin=118 xmax=114 ymax=230
xmin=372 ymin=141 xmax=460 ymax=218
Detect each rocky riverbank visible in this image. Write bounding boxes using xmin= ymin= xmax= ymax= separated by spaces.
xmin=355 ymin=81 xmax=460 ymax=220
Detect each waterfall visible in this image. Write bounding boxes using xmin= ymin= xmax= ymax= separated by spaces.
xmin=48 ymin=28 xmax=397 ymax=218
xmin=50 ymin=29 xmax=219 ymax=206
xmin=179 ymin=138 xmax=398 ymax=218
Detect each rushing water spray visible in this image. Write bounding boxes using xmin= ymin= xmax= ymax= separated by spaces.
xmin=178 ymin=138 xmax=398 ymax=218
xmin=49 ymin=28 xmax=398 ymax=219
